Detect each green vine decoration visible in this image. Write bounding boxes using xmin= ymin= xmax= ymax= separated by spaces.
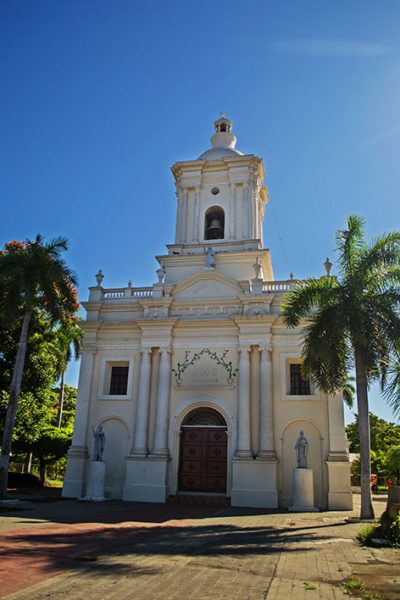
xmin=172 ymin=348 xmax=238 ymax=383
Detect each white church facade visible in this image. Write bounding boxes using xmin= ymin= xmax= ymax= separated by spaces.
xmin=63 ymin=117 xmax=352 ymax=510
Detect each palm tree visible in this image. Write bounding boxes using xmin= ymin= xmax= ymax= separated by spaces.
xmin=0 ymin=235 xmax=78 ymax=498
xmin=53 ymin=318 xmax=83 ymax=428
xmin=282 ymin=216 xmax=400 ymax=520
xmin=382 ymin=343 xmax=400 ymax=419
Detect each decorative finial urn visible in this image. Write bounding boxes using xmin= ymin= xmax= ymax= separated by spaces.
xmin=95 ymin=269 xmax=104 ymax=287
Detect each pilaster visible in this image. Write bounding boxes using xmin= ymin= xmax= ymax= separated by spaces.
xmin=236 ymin=346 xmax=252 ymax=458
xmin=131 ymin=349 xmax=153 ymax=455
xmin=151 ymin=348 xmax=172 ymax=456
xmin=258 ymin=346 xmax=276 ymax=459
xmin=62 ymin=344 xmax=96 ymax=498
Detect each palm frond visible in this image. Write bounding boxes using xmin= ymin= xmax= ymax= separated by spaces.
xmin=335 ymin=214 xmax=366 ymax=280
xmin=301 ymin=303 xmax=351 ymax=394
xmin=382 ymin=354 xmax=400 ymax=418
xmin=358 ymin=232 xmax=400 ymax=281
xmin=282 ymin=276 xmax=340 ymax=328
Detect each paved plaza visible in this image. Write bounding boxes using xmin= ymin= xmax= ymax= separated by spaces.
xmin=0 ymin=494 xmax=399 ymax=599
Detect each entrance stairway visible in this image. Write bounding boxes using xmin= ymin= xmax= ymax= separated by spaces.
xmin=167 ymin=494 xmax=231 ymax=507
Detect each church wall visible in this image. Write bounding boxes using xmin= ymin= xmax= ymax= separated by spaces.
xmin=84 ymin=343 xmax=141 ymax=459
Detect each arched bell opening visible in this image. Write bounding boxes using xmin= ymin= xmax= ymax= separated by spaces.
xmin=179 ymin=407 xmax=227 ymax=493
xmin=204 ymin=206 xmax=225 ymax=240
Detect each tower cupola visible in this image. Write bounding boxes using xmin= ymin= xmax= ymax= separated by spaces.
xmin=198 ymin=115 xmax=243 ymax=160
xmin=211 ymin=116 xmax=236 ymax=149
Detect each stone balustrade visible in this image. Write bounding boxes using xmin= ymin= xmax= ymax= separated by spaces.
xmin=102 ymin=287 xmax=154 ymax=300
xmin=91 ymin=281 xmax=299 ymax=304
xmin=262 ymin=279 xmax=300 ymax=292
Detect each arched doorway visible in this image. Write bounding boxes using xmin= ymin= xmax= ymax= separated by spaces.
xmin=179 ymin=407 xmax=227 ymax=493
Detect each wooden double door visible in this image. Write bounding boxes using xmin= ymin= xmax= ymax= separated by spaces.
xmin=179 ymin=426 xmax=227 ymax=493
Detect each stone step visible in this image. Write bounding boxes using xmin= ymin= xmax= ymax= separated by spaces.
xmin=167 ymin=494 xmax=231 ymax=507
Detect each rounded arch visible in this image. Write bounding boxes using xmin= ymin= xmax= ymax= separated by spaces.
xmin=96 ymin=415 xmax=130 ymax=433
xmin=279 ymin=418 xmax=326 ymax=509
xmin=96 ymin=417 xmax=129 ymax=499
xmin=279 ymin=417 xmax=323 ymax=441
xmin=204 ymin=205 xmax=225 ymax=240
xmin=170 ymin=396 xmax=235 ymax=436
xmin=182 ymin=406 xmax=226 ymax=427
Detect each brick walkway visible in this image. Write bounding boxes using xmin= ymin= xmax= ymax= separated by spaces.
xmin=0 ymin=495 xmax=399 ymax=599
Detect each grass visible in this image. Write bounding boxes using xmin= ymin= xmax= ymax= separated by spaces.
xmin=44 ymin=479 xmax=63 ymax=488
xmin=342 ymin=577 xmax=363 ymax=595
xmin=303 ymin=582 xmax=317 ymax=590
xmin=357 ymin=523 xmax=379 ymax=545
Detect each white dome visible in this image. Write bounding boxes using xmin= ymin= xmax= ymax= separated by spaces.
xmin=198 ymin=147 xmax=243 ymax=160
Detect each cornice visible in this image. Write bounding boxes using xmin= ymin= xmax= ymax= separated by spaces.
xmin=135 ymin=318 xmax=178 ymax=331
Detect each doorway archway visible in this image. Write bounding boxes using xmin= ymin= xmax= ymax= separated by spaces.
xmin=179 ymin=407 xmax=227 ymax=493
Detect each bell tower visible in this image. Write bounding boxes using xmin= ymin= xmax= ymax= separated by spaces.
xmin=172 ymin=116 xmax=269 ymax=251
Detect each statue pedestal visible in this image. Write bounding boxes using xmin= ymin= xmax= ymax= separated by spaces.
xmin=289 ymin=468 xmax=318 ymax=512
xmin=81 ymin=460 xmax=107 ymax=501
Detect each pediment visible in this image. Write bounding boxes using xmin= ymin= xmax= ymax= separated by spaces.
xmin=173 ymin=270 xmax=242 ymax=300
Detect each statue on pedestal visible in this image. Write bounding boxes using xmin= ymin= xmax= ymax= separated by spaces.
xmin=93 ymin=425 xmax=106 ymax=461
xmin=205 ymin=247 xmax=216 ymax=269
xmin=295 ymin=430 xmax=308 ymax=468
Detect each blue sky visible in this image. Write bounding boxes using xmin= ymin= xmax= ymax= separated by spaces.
xmin=1 ymin=1 xmax=400 ymax=424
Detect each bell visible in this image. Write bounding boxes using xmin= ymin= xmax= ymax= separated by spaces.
xmin=207 ymin=217 xmax=224 ymax=239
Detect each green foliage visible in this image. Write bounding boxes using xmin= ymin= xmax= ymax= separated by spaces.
xmin=346 ymin=413 xmax=400 ymax=455
xmin=0 ymin=312 xmax=59 ymax=399
xmin=385 ymin=446 xmax=400 ymax=485
xmin=50 ymin=384 xmax=77 ymax=429
xmin=303 ymin=582 xmax=317 ymax=590
xmin=0 ymin=235 xmax=79 ymax=494
xmin=0 ymin=236 xmax=79 ymax=321
xmin=389 ymin=514 xmax=400 ymax=547
xmin=343 ymin=577 xmax=363 ymax=593
xmin=357 ymin=523 xmax=379 ymax=545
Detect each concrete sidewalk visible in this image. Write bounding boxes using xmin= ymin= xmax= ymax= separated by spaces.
xmin=0 ymin=494 xmax=399 ymax=600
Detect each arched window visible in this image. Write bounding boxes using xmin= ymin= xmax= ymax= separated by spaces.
xmin=204 ymin=206 xmax=225 ymax=240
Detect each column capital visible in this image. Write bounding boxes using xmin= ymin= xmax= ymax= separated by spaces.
xmin=260 ymin=346 xmax=272 ymax=357
xmin=158 ymin=347 xmax=171 ymax=357
xmin=140 ymin=348 xmax=152 ymax=358
xmin=238 ymin=345 xmax=251 ymax=354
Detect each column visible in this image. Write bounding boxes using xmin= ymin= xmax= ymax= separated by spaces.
xmin=181 ymin=190 xmax=188 ymax=243
xmin=63 ymin=346 xmax=95 ymax=497
xmin=230 ymin=184 xmax=237 ymax=240
xmin=152 ymin=348 xmax=171 ymax=455
xmin=242 ymin=184 xmax=249 ymax=239
xmin=236 ymin=347 xmax=252 ymax=457
xmin=132 ymin=349 xmax=152 ymax=455
xmin=258 ymin=347 xmax=275 ymax=458
xmin=193 ymin=189 xmax=200 ymax=242
xmin=175 ymin=193 xmax=182 ymax=242
xmin=70 ymin=347 xmax=95 ymax=448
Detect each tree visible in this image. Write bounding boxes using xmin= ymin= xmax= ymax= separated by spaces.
xmin=53 ymin=319 xmax=82 ymax=427
xmin=2 ymin=384 xmax=77 ymax=485
xmin=346 ymin=413 xmax=400 ymax=456
xmin=386 ymin=446 xmax=400 ymax=485
xmin=0 ymin=235 xmax=78 ymax=498
xmin=282 ymin=216 xmax=400 ymax=519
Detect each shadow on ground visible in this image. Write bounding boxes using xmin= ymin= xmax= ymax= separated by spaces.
xmin=1 ymin=513 xmax=352 ymax=579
